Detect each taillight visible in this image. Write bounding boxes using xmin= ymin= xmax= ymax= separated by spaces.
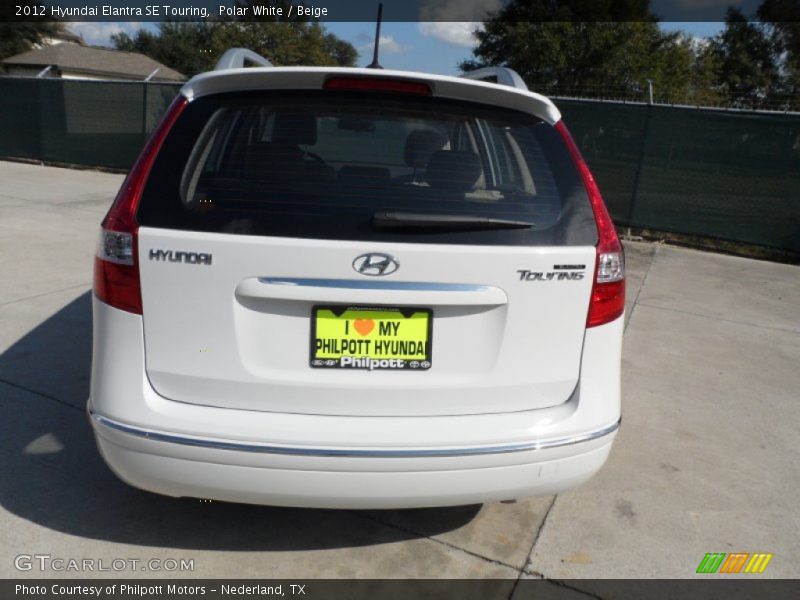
xmin=555 ymin=121 xmax=625 ymax=327
xmin=94 ymin=95 xmax=188 ymax=314
xmin=324 ymin=76 xmax=431 ymax=95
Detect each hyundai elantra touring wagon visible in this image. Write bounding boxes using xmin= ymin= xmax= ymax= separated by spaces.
xmin=88 ymin=50 xmax=625 ymax=508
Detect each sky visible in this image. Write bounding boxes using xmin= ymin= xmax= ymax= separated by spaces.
xmin=67 ymin=21 xmax=726 ymax=76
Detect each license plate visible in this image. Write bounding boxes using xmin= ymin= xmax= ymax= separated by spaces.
xmin=310 ymin=306 xmax=432 ymax=370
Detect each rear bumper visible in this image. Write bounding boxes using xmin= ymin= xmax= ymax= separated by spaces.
xmin=91 ymin=411 xmax=618 ymax=457
xmin=89 ymin=297 xmax=622 ymax=508
xmin=90 ymin=411 xmax=617 ymax=508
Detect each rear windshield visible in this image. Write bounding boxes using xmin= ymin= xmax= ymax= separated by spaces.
xmin=137 ymin=91 xmax=597 ymax=246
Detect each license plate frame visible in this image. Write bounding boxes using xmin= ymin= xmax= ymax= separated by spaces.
xmin=310 ymin=305 xmax=432 ymax=370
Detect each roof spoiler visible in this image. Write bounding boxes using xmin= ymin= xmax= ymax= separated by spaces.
xmin=211 ymin=47 xmax=527 ymax=93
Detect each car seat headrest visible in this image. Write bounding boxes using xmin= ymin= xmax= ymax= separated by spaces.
xmin=404 ymin=130 xmax=447 ymax=169
xmin=425 ymin=150 xmax=482 ymax=191
xmin=271 ymin=113 xmax=317 ymax=145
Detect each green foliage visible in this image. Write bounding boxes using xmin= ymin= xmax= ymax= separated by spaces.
xmin=0 ymin=2 xmax=64 ymax=61
xmin=322 ymin=33 xmax=359 ymax=68
xmin=685 ymin=42 xmax=726 ymax=107
xmin=709 ymin=8 xmax=779 ymax=108
xmin=758 ymin=0 xmax=800 ymax=108
xmin=113 ymin=24 xmax=215 ymax=77
xmin=112 ymin=2 xmax=357 ymax=78
xmin=460 ymin=0 xmax=795 ymax=109
xmin=461 ymin=19 xmax=692 ymax=102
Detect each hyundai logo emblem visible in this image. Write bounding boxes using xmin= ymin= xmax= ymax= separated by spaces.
xmin=352 ymin=253 xmax=399 ymax=276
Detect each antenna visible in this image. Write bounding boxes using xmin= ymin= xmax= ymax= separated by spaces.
xmin=367 ymin=3 xmax=384 ymax=69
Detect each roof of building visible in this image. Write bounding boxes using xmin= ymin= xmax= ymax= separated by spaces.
xmin=2 ymin=43 xmax=186 ymax=82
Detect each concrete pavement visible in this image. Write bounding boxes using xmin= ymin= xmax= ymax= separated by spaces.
xmin=0 ymin=160 xmax=798 ymax=588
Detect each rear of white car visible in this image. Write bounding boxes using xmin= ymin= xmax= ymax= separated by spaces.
xmin=88 ymin=66 xmax=624 ymax=508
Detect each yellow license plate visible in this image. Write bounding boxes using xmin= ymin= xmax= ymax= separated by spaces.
xmin=310 ymin=306 xmax=432 ymax=370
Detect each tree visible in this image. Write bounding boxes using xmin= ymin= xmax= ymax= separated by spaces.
xmin=708 ymin=7 xmax=779 ymax=108
xmin=685 ymin=40 xmax=726 ymax=107
xmin=0 ymin=2 xmax=64 ymax=61
xmin=459 ymin=1 xmax=693 ymax=102
xmin=758 ymin=0 xmax=800 ymax=109
xmin=323 ymin=32 xmax=358 ymax=68
xmin=112 ymin=4 xmax=357 ymax=78
xmin=113 ymin=23 xmax=215 ymax=77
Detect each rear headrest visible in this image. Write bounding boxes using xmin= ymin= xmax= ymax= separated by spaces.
xmin=271 ymin=113 xmax=317 ymax=145
xmin=425 ymin=150 xmax=482 ymax=191
xmin=244 ymin=142 xmax=302 ymax=179
xmin=404 ymin=130 xmax=447 ymax=168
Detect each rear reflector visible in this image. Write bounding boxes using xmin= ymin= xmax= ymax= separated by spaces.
xmin=555 ymin=121 xmax=625 ymax=328
xmin=586 ymin=277 xmax=625 ymax=328
xmin=324 ymin=76 xmax=431 ymax=95
xmin=94 ymin=95 xmax=188 ymax=314
xmin=94 ymin=229 xmax=140 ymax=313
xmin=94 ymin=253 xmax=141 ymax=314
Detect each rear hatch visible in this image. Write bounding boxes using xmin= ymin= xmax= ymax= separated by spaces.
xmin=135 ymin=76 xmax=598 ymax=417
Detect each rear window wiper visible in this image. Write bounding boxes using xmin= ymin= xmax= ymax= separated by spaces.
xmin=373 ymin=211 xmax=534 ymax=231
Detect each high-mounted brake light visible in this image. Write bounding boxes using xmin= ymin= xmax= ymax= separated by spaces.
xmin=94 ymin=95 xmax=188 ymax=314
xmin=324 ymin=76 xmax=431 ymax=96
xmin=555 ymin=121 xmax=625 ymax=328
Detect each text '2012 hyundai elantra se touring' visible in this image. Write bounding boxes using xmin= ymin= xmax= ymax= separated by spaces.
xmin=88 ymin=51 xmax=625 ymax=509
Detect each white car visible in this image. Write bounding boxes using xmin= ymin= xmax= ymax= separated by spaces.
xmin=89 ymin=50 xmax=625 ymax=509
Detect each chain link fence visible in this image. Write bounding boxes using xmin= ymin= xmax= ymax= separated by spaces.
xmin=533 ymin=83 xmax=800 ymax=112
xmin=0 ymin=77 xmax=797 ymax=256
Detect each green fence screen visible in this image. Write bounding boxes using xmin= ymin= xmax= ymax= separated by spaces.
xmin=0 ymin=77 xmax=797 ymax=254
xmin=0 ymin=77 xmax=180 ymax=170
xmin=558 ymin=100 xmax=800 ymax=254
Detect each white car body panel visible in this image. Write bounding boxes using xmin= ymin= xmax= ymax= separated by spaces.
xmin=138 ymin=228 xmax=595 ymax=416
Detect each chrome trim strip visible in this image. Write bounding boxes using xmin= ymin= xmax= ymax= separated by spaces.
xmin=258 ymin=278 xmax=492 ymax=293
xmin=90 ymin=412 xmax=619 ymax=458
